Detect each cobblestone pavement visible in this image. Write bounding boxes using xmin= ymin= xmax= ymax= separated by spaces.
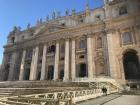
xmin=76 ymin=94 xmax=140 ymax=105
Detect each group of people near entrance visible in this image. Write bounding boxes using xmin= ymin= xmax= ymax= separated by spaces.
xmin=102 ymin=86 xmax=107 ymax=96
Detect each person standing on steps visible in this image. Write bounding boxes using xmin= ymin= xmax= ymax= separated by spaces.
xmin=102 ymin=86 xmax=107 ymax=96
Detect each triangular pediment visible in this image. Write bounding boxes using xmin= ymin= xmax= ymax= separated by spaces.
xmin=34 ymin=23 xmax=67 ymax=35
xmin=46 ymin=23 xmax=66 ymax=32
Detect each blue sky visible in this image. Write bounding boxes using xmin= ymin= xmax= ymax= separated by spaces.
xmin=0 ymin=0 xmax=104 ymax=64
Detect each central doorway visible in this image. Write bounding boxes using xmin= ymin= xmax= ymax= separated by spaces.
xmin=78 ymin=63 xmax=87 ymax=77
xmin=123 ymin=50 xmax=140 ymax=79
xmin=47 ymin=65 xmax=54 ymax=80
xmin=59 ymin=69 xmax=64 ymax=80
xmin=24 ymin=68 xmax=30 ymax=80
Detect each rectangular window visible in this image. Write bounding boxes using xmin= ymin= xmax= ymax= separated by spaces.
xmin=119 ymin=6 xmax=128 ymax=15
xmin=80 ymin=40 xmax=86 ymax=49
xmin=122 ymin=32 xmax=133 ymax=45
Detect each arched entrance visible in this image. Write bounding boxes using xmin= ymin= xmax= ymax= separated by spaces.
xmin=123 ymin=50 xmax=140 ymax=79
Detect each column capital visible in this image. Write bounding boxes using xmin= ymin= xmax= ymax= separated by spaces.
xmin=55 ymin=40 xmax=60 ymax=44
xmin=105 ymin=29 xmax=115 ymax=34
xmin=87 ymin=35 xmax=92 ymax=38
xmin=65 ymin=38 xmax=70 ymax=41
xmin=71 ymin=38 xmax=76 ymax=41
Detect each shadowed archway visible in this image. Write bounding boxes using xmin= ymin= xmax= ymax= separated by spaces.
xmin=123 ymin=50 xmax=140 ymax=79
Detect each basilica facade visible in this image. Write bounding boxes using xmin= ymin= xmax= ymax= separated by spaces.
xmin=0 ymin=0 xmax=140 ymax=84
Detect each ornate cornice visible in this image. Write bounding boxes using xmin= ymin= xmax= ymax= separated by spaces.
xmin=4 ymin=13 xmax=140 ymax=53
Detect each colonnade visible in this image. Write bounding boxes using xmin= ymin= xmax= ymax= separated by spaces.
xmin=18 ymin=37 xmax=96 ymax=81
xmin=1 ymin=33 xmax=120 ymax=81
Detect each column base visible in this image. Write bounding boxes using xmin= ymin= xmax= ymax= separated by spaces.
xmin=63 ymin=78 xmax=70 ymax=82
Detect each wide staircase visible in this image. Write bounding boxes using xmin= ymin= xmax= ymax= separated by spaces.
xmin=121 ymin=79 xmax=140 ymax=95
xmin=0 ymin=79 xmax=121 ymax=105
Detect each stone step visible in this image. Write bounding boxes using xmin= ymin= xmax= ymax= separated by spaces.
xmin=121 ymin=90 xmax=140 ymax=95
xmin=0 ymin=81 xmax=88 ymax=88
xmin=0 ymin=100 xmax=33 ymax=105
xmin=0 ymin=102 xmax=10 ymax=105
xmin=0 ymin=87 xmax=88 ymax=97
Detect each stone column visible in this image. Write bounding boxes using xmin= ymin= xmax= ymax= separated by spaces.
xmin=106 ymin=32 xmax=117 ymax=78
xmin=40 ymin=45 xmax=47 ymax=80
xmin=19 ymin=50 xmax=26 ymax=80
xmin=87 ymin=36 xmax=95 ymax=79
xmin=0 ymin=54 xmax=7 ymax=80
xmin=64 ymin=39 xmax=70 ymax=81
xmin=29 ymin=46 xmax=39 ymax=80
xmin=8 ymin=52 xmax=17 ymax=81
xmin=71 ymin=39 xmax=76 ymax=81
xmin=54 ymin=42 xmax=59 ymax=80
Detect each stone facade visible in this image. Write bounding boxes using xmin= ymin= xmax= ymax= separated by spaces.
xmin=0 ymin=0 xmax=140 ymax=84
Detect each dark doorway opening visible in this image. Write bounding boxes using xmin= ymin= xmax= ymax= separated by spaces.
xmin=47 ymin=66 xmax=54 ymax=80
xmin=25 ymin=68 xmax=30 ymax=80
xmin=37 ymin=71 xmax=41 ymax=80
xmin=59 ymin=69 xmax=64 ymax=80
xmin=123 ymin=50 xmax=140 ymax=79
xmin=4 ymin=64 xmax=10 ymax=81
xmin=79 ymin=63 xmax=87 ymax=77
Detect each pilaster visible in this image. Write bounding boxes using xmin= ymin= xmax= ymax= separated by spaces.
xmin=118 ymin=56 xmax=125 ymax=80
xmin=106 ymin=32 xmax=117 ymax=79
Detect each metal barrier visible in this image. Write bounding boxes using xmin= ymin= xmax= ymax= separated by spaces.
xmin=0 ymin=79 xmax=120 ymax=105
xmin=0 ymin=87 xmax=118 ymax=105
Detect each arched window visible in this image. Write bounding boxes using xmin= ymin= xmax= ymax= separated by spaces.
xmin=119 ymin=6 xmax=127 ymax=15
xmin=122 ymin=32 xmax=133 ymax=45
xmin=79 ymin=40 xmax=86 ymax=49
xmin=97 ymin=37 xmax=102 ymax=49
